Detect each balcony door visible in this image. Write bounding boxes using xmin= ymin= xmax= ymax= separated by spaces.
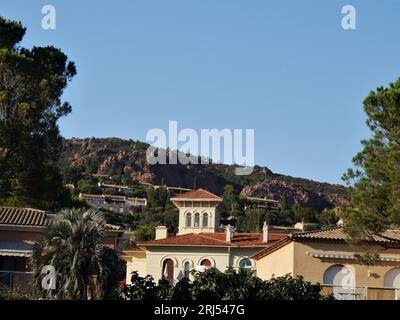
xmin=162 ymin=259 xmax=174 ymax=285
xmin=384 ymin=268 xmax=400 ymax=300
xmin=324 ymin=265 xmax=358 ymax=300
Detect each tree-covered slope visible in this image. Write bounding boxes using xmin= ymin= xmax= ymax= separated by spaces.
xmin=59 ymin=137 xmax=349 ymax=211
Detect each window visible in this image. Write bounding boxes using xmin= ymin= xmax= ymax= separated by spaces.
xmin=162 ymin=259 xmax=174 ymax=285
xmin=202 ymin=213 xmax=209 ymax=227
xmin=200 ymin=259 xmax=212 ymax=268
xmin=184 ymin=261 xmax=191 ymax=278
xmin=323 ymin=265 xmax=356 ymax=300
xmin=384 ymin=268 xmax=400 ymax=289
xmin=186 ymin=213 xmax=192 ymax=227
xmin=194 ymin=213 xmax=200 ymax=227
xmin=239 ymin=258 xmax=252 ymax=269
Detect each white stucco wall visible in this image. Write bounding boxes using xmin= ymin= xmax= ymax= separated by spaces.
xmin=125 ymin=246 xmax=264 ymax=283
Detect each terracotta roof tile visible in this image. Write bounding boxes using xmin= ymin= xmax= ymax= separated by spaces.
xmin=292 ymin=227 xmax=400 ymax=243
xmin=253 ymin=227 xmax=400 ymax=261
xmin=171 ymin=189 xmax=222 ymax=201
xmin=0 ymin=207 xmax=48 ymax=227
xmin=138 ymin=232 xmax=286 ymax=248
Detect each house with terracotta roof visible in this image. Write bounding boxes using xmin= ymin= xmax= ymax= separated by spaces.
xmin=0 ymin=207 xmax=49 ymax=291
xmin=252 ymin=227 xmax=400 ymax=300
xmin=0 ymin=207 xmax=124 ymax=291
xmin=122 ymin=189 xmax=287 ymax=285
xmin=79 ymin=193 xmax=147 ymax=213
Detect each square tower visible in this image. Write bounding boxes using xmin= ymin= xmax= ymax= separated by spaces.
xmin=171 ymin=189 xmax=223 ymax=235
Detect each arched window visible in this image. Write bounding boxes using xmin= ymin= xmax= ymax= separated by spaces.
xmin=184 ymin=261 xmax=191 ymax=278
xmin=323 ymin=265 xmax=355 ymax=300
xmin=194 ymin=213 xmax=200 ymax=227
xmin=200 ymin=259 xmax=212 ymax=268
xmin=162 ymin=259 xmax=174 ymax=285
xmin=384 ymin=268 xmax=400 ymax=288
xmin=202 ymin=213 xmax=209 ymax=227
xmin=385 ymin=268 xmax=400 ymax=300
xmin=239 ymin=258 xmax=253 ymax=270
xmin=186 ymin=213 xmax=192 ymax=227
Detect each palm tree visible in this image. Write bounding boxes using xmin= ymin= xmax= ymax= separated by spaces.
xmin=30 ymin=208 xmax=119 ymax=299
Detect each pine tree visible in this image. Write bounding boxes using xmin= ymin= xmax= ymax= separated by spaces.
xmin=280 ymin=191 xmax=290 ymax=211
xmin=0 ymin=17 xmax=76 ymax=209
xmin=342 ymin=79 xmax=400 ymax=242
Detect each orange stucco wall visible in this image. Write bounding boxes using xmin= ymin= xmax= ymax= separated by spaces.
xmin=292 ymin=241 xmax=400 ymax=287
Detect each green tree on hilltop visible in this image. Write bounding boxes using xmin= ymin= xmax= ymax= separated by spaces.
xmin=279 ymin=191 xmax=290 ymax=211
xmin=223 ymin=184 xmax=241 ymax=217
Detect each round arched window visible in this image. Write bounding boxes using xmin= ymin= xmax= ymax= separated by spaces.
xmin=239 ymin=258 xmax=253 ymax=269
xmin=384 ymin=268 xmax=400 ymax=288
xmin=194 ymin=213 xmax=200 ymax=227
xmin=162 ymin=259 xmax=174 ymax=285
xmin=202 ymin=213 xmax=209 ymax=227
xmin=323 ymin=265 xmax=355 ymax=300
xmin=200 ymin=259 xmax=212 ymax=268
xmin=186 ymin=213 xmax=192 ymax=227
xmin=184 ymin=261 xmax=191 ymax=278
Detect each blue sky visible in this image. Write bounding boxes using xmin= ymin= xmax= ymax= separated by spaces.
xmin=2 ymin=0 xmax=400 ymax=184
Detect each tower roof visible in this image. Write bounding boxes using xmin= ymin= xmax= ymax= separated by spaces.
xmin=171 ymin=188 xmax=222 ymax=201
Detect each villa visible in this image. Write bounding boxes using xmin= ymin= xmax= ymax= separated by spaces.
xmin=122 ymin=189 xmax=287 ymax=284
xmin=253 ymin=227 xmax=400 ymax=300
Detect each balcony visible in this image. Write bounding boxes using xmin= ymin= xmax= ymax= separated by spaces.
xmin=321 ymin=285 xmax=400 ymax=300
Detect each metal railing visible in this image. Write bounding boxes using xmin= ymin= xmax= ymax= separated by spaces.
xmin=333 ymin=286 xmax=366 ymax=300
xmin=0 ymin=270 xmax=33 ymax=291
xmin=321 ymin=285 xmax=399 ymax=300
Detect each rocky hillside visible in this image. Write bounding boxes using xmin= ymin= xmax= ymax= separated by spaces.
xmin=59 ymin=138 xmax=350 ymax=211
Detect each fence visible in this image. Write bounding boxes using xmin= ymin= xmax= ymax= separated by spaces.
xmin=0 ymin=271 xmax=33 ymax=291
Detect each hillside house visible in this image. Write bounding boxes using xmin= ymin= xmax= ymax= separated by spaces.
xmin=122 ymin=189 xmax=287 ymax=285
xmin=79 ymin=193 xmax=147 ymax=213
xmin=0 ymin=207 xmax=124 ymax=292
xmin=253 ymin=228 xmax=400 ymax=300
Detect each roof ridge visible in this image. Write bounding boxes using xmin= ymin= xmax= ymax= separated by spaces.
xmin=198 ymin=188 xmax=216 ymax=195
xmin=198 ymin=188 xmax=222 ymax=198
xmin=171 ymin=188 xmax=222 ymax=200
xmin=137 ymin=232 xmax=190 ymax=244
xmin=294 ymin=226 xmax=342 ymax=237
xmin=197 ymin=232 xmax=233 ymax=246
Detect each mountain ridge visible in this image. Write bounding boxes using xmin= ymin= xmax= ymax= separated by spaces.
xmin=59 ymin=137 xmax=350 ymax=211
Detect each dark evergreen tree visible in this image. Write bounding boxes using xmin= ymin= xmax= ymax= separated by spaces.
xmin=342 ymin=79 xmax=400 ymax=242
xmin=0 ymin=17 xmax=76 ymax=209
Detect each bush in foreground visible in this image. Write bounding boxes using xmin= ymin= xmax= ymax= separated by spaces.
xmin=122 ymin=268 xmax=332 ymax=300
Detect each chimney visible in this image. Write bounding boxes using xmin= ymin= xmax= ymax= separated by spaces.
xmin=155 ymin=226 xmax=168 ymax=240
xmin=226 ymin=224 xmax=234 ymax=242
xmin=262 ymin=222 xmax=269 ymax=243
xmin=294 ymin=220 xmax=305 ymax=232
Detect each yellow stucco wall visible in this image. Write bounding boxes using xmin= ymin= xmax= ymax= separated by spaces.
xmin=255 ymin=241 xmax=295 ymax=280
xmin=256 ymin=240 xmax=400 ymax=290
xmin=123 ymin=251 xmax=147 ymax=283
xmin=292 ymin=241 xmax=400 ymax=287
